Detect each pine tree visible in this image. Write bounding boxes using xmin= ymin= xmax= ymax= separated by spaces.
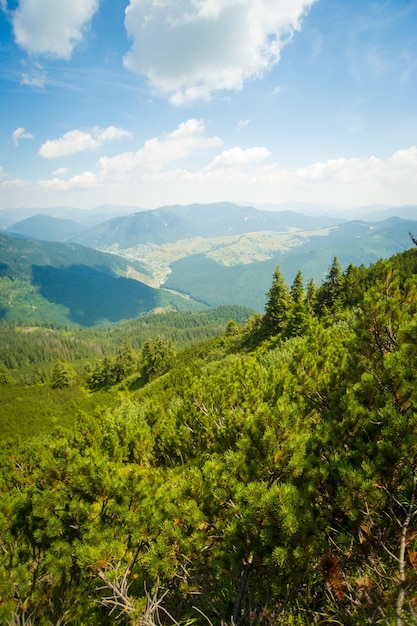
xmin=0 ymin=362 xmax=14 ymax=385
xmin=141 ymin=337 xmax=175 ymax=382
xmin=263 ymin=266 xmax=292 ymax=337
xmin=287 ymin=270 xmax=307 ymax=337
xmin=113 ymin=339 xmax=135 ymax=383
xmin=50 ymin=361 xmax=73 ymax=388
xmin=316 ymin=255 xmax=344 ymax=316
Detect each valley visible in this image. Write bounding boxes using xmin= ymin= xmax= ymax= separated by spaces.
xmin=1 ymin=202 xmax=415 ymax=325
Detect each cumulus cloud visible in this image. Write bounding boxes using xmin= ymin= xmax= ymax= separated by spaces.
xmin=123 ymin=0 xmax=318 ymax=103
xmin=12 ymin=0 xmax=99 ymax=59
xmin=3 ymin=119 xmax=416 ymax=210
xmin=12 ymin=127 xmax=34 ymax=146
xmin=39 ymin=126 xmax=133 ymax=158
xmin=98 ymin=119 xmax=222 ymax=176
xmin=206 ymin=146 xmax=271 ymax=169
xmin=39 ymin=171 xmax=97 ymax=190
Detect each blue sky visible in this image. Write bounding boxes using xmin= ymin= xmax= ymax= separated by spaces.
xmin=0 ymin=0 xmax=416 ymax=212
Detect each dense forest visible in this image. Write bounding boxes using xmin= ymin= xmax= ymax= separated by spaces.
xmin=1 ymin=245 xmax=417 ymax=625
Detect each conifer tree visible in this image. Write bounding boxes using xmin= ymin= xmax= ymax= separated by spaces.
xmin=50 ymin=361 xmax=73 ymax=388
xmin=287 ymin=270 xmax=307 ymax=337
xmin=141 ymin=337 xmax=175 ymax=382
xmin=113 ymin=338 xmax=135 ymax=383
xmin=316 ymin=255 xmax=344 ymax=316
xmin=263 ymin=266 xmax=291 ymax=337
xmin=0 ymin=362 xmax=14 ymax=385
xmin=306 ymin=277 xmax=317 ymax=308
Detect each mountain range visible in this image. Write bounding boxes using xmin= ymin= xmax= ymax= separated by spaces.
xmin=0 ymin=202 xmax=416 ymax=325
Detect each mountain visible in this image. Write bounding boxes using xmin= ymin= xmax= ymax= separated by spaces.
xmin=0 ymin=233 xmax=205 ymax=326
xmin=2 ymin=203 xmax=415 ymax=318
xmin=0 ymin=204 xmax=143 ymax=230
xmin=164 ymin=217 xmax=417 ymax=310
xmin=6 ymin=214 xmax=86 ymax=242
xmin=354 ymin=204 xmax=417 ymax=222
xmin=71 ymin=202 xmax=341 ymax=249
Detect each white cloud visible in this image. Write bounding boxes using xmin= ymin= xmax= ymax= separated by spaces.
xmin=52 ymin=167 xmax=68 ymax=177
xmin=21 ymin=66 xmax=47 ymax=88
xmin=12 ymin=0 xmax=99 ymax=59
xmin=123 ymin=0 xmax=318 ymax=103
xmin=206 ymin=146 xmax=271 ymax=169
xmin=29 ymin=136 xmax=417 ymax=207
xmin=2 ymin=120 xmax=416 ymax=210
xmin=39 ymin=171 xmax=97 ymax=190
xmin=0 ymin=168 xmax=30 ymax=190
xmin=98 ymin=119 xmax=222 ymax=176
xmin=12 ymin=127 xmax=34 ymax=146
xmin=39 ymin=126 xmax=133 ymax=158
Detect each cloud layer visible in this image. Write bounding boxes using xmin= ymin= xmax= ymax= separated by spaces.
xmin=2 ymin=120 xmax=416 ymax=209
xmin=12 ymin=0 xmax=99 ymax=58
xmin=124 ymin=0 xmax=318 ymax=103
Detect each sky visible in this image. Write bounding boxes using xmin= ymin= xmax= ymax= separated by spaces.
xmin=0 ymin=0 xmax=416 ymax=213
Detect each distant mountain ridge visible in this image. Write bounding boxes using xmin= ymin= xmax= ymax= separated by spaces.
xmin=2 ymin=202 xmax=415 ymax=248
xmin=72 ymin=202 xmax=342 ymax=249
xmin=6 ymin=214 xmax=86 ymax=242
xmin=1 ymin=203 xmax=416 ymax=322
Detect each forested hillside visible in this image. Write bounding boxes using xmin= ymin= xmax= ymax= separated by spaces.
xmin=164 ymin=217 xmax=417 ymax=309
xmin=0 ymin=233 xmax=204 ymax=326
xmin=0 ymin=246 xmax=417 ymax=624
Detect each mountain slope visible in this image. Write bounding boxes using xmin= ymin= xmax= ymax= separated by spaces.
xmin=164 ymin=217 xmax=417 ymax=310
xmin=0 ymin=233 xmax=205 ymax=326
xmin=72 ymin=202 xmax=341 ymax=249
xmin=6 ymin=214 xmax=86 ymax=242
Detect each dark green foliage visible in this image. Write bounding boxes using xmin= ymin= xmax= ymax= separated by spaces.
xmin=263 ymin=265 xmax=292 ymax=336
xmin=0 ymin=305 xmax=253 ymax=370
xmin=0 ymin=383 xmax=117 ymax=440
xmin=0 ymin=231 xmax=151 ymax=281
xmin=113 ymin=339 xmax=135 ymax=382
xmin=0 ymin=247 xmax=417 ymax=624
xmin=165 ymin=253 xmax=274 ymax=310
xmin=140 ymin=336 xmax=175 ymax=382
xmin=315 ymin=255 xmax=344 ymax=315
xmin=287 ymin=270 xmax=309 ymax=337
xmin=0 ymin=362 xmax=14 ymax=385
xmin=50 ymin=361 xmax=74 ymax=388
xmin=86 ymin=340 xmax=136 ymax=389
xmin=0 ymin=232 xmax=204 ymax=326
